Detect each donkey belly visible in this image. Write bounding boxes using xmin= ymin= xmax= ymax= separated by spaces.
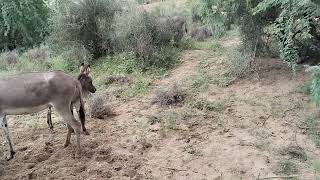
xmin=3 ymin=105 xmax=49 ymax=115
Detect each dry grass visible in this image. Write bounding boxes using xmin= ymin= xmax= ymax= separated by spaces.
xmin=151 ymin=84 xmax=186 ymax=106
xmin=90 ymin=95 xmax=113 ymax=119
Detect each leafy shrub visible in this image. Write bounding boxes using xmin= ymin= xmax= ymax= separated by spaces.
xmin=50 ymin=0 xmax=120 ymax=59
xmin=114 ymin=10 xmax=181 ymax=69
xmin=0 ymin=0 xmax=49 ymax=50
xmin=191 ymin=0 xmax=236 ymax=38
xmin=152 ymin=84 xmax=185 ymax=106
xmin=26 ymin=46 xmax=51 ymax=62
xmin=12 ymin=57 xmax=50 ymax=72
xmin=306 ymin=65 xmax=320 ymax=107
xmin=0 ymin=50 xmax=19 ymax=70
xmin=223 ymin=47 xmax=255 ymax=83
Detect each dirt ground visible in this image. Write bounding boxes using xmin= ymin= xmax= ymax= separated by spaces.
xmin=1 ymin=33 xmax=320 ymax=180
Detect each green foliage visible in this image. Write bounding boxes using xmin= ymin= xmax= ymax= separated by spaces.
xmin=0 ymin=0 xmax=49 ymax=50
xmin=191 ymin=0 xmax=236 ymax=38
xmin=304 ymin=115 xmax=320 ymax=147
xmin=306 ymin=65 xmax=320 ymax=107
xmin=115 ymin=10 xmax=181 ymax=70
xmin=222 ymin=47 xmax=255 ymax=84
xmin=192 ymin=71 xmax=210 ymax=91
xmin=276 ymin=160 xmax=299 ymax=175
xmin=179 ymin=37 xmax=222 ymax=50
xmin=150 ymin=110 xmax=178 ymax=130
xmin=251 ymin=0 xmax=320 ymax=70
xmin=118 ymin=74 xmax=151 ymax=99
xmin=191 ymin=98 xmax=226 ymax=112
xmin=50 ymin=0 xmax=120 ymax=59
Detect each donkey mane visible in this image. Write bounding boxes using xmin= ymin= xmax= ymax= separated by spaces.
xmin=77 ymin=73 xmax=87 ymax=81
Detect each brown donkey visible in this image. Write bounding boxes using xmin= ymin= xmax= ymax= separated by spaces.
xmin=0 ymin=71 xmax=89 ymax=160
xmin=47 ymin=63 xmax=96 ymax=134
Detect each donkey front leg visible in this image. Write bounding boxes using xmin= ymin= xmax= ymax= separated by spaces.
xmin=0 ymin=115 xmax=15 ymax=160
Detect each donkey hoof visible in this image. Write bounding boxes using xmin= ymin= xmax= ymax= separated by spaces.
xmin=6 ymin=151 xmax=15 ymax=161
xmin=83 ymin=130 xmax=90 ymax=136
xmin=64 ymin=143 xmax=70 ymax=148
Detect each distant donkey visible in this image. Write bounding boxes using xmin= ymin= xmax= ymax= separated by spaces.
xmin=190 ymin=25 xmax=212 ymax=41
xmin=47 ymin=63 xmax=96 ymax=135
xmin=157 ymin=15 xmax=188 ymax=44
xmin=0 ymin=70 xmax=95 ymax=160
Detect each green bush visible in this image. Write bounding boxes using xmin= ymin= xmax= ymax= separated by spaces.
xmin=49 ymin=0 xmax=120 ymax=59
xmin=306 ymin=65 xmax=320 ymax=107
xmin=0 ymin=0 xmax=49 ymax=50
xmin=0 ymin=51 xmax=19 ymax=70
xmin=114 ymin=10 xmax=181 ymax=70
xmin=191 ymin=0 xmax=236 ymax=38
xmin=224 ymin=47 xmax=254 ymax=81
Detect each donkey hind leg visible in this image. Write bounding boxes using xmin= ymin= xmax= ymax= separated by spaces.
xmin=55 ymin=105 xmax=81 ymax=156
xmin=0 ymin=115 xmax=15 ymax=160
xmin=64 ymin=124 xmax=73 ymax=147
xmin=47 ymin=106 xmax=54 ymax=130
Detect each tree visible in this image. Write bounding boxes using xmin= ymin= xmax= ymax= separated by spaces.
xmin=50 ymin=0 xmax=120 ymax=59
xmin=0 ymin=0 xmax=50 ymax=50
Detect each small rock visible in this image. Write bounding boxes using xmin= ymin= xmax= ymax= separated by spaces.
xmin=18 ymin=146 xmax=28 ymax=152
xmin=226 ymin=133 xmax=234 ymax=138
xmin=148 ymin=123 xmax=161 ymax=132
xmin=178 ymin=124 xmax=189 ymax=131
xmin=123 ymin=169 xmax=137 ymax=178
xmin=223 ymin=128 xmax=230 ymax=133
xmin=26 ymin=163 xmax=36 ymax=169
xmin=114 ymin=165 xmax=122 ymax=171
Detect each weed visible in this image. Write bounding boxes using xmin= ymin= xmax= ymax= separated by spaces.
xmin=160 ymin=110 xmax=178 ymax=130
xmin=280 ymin=145 xmax=307 ymax=162
xmin=147 ymin=110 xmax=179 ymax=130
xmin=179 ymin=37 xmax=222 ymax=50
xmin=304 ymin=116 xmax=320 ymax=147
xmin=152 ymin=84 xmax=186 ymax=106
xmin=312 ymin=160 xmax=320 ymax=179
xmin=191 ymin=98 xmax=226 ymax=112
xmin=90 ymin=95 xmax=113 ymax=119
xmin=105 ymin=75 xmax=131 ymax=86
xmin=120 ymin=77 xmax=151 ymax=99
xmin=192 ymin=71 xmax=210 ymax=91
xmin=221 ymin=47 xmax=255 ymax=85
xmin=270 ymin=100 xmax=283 ymax=119
xmin=296 ymin=82 xmax=311 ymax=95
xmin=0 ymin=50 xmax=18 ymax=70
xmin=275 ymin=160 xmax=299 ymax=176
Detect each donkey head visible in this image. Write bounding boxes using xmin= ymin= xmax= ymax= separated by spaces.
xmin=78 ymin=63 xmax=96 ymax=93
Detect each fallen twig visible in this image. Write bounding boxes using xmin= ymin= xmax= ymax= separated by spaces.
xmin=160 ymin=166 xmax=188 ymax=172
xmin=257 ymin=175 xmax=299 ymax=180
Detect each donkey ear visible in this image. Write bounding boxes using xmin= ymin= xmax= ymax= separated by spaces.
xmin=80 ymin=63 xmax=85 ymax=73
xmin=85 ymin=66 xmax=91 ymax=75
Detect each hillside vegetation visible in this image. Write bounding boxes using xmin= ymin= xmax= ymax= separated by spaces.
xmin=1 ymin=0 xmax=320 ymax=179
